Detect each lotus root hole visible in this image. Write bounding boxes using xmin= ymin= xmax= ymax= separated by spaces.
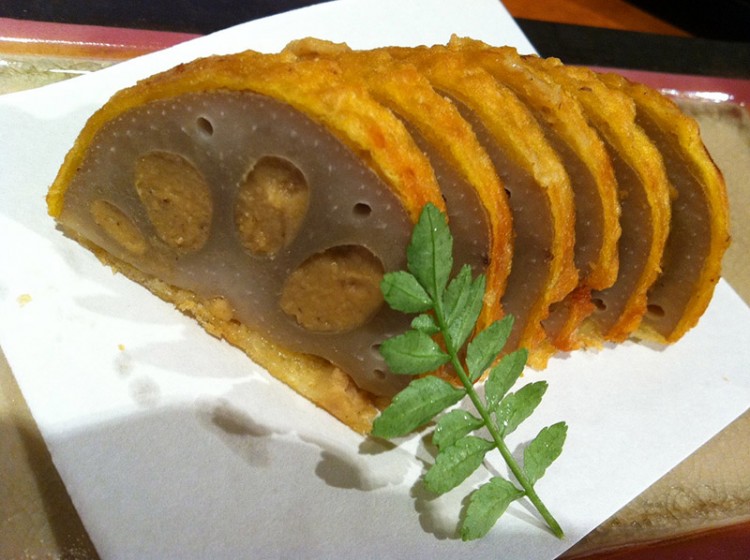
xmin=196 ymin=116 xmax=214 ymax=137
xmin=647 ymin=303 xmax=666 ymax=318
xmin=134 ymin=151 xmax=213 ymax=251
xmin=280 ymin=245 xmax=385 ymax=333
xmin=353 ymin=202 xmax=372 ymax=217
xmin=592 ymin=297 xmax=607 ymax=311
xmin=235 ymin=156 xmax=310 ymax=257
xmin=89 ymin=199 xmax=148 ymax=255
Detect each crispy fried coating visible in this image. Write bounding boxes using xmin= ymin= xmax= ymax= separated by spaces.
xmin=524 ymin=55 xmax=673 ymax=343
xmin=447 ymin=37 xmax=621 ymax=351
xmin=47 ymin=48 xmax=452 ymax=432
xmin=385 ymin=44 xmax=578 ymax=363
xmin=47 ymin=38 xmax=728 ymax=433
xmin=599 ymin=72 xmax=730 ymax=342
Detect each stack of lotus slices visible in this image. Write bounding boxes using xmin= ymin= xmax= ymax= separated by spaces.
xmin=46 ymin=37 xmax=730 ymax=433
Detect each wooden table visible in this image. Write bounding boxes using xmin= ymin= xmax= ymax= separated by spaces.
xmin=504 ymin=0 xmax=689 ymax=36
xmin=2 ymin=2 xmax=749 ymax=558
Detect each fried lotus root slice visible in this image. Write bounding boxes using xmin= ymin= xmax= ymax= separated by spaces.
xmin=47 ymin=51 xmax=454 ymax=433
xmin=388 ymin=45 xmax=578 ymax=363
xmin=284 ymin=38 xmax=512 ymax=332
xmin=525 ymin=55 xmax=672 ymax=343
xmin=599 ymin=72 xmax=730 ymax=342
xmin=447 ymin=37 xmax=621 ymax=351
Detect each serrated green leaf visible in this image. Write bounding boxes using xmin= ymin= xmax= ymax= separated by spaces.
xmin=371 ymin=376 xmax=465 ymax=439
xmin=411 ymin=313 xmax=440 ymax=335
xmin=433 ymin=409 xmax=485 ymax=451
xmin=495 ymin=381 xmax=548 ymax=437
xmin=379 ymin=330 xmax=450 ymax=375
xmin=524 ymin=422 xmax=568 ymax=485
xmin=443 ymin=264 xmax=471 ymax=314
xmin=485 ymin=348 xmax=528 ymax=411
xmin=381 ymin=270 xmax=433 ymax=313
xmin=444 ymin=270 xmax=485 ymax=350
xmin=406 ymin=203 xmax=453 ymax=300
xmin=375 ymin=203 xmax=567 ymax=539
xmin=465 ymin=315 xmax=515 ymax=382
xmin=424 ymin=436 xmax=495 ymax=495
xmin=461 ymin=477 xmax=524 ymax=541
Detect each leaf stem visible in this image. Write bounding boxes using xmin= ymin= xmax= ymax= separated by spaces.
xmin=433 ymin=296 xmax=564 ymax=539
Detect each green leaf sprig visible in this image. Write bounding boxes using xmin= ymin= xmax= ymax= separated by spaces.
xmin=372 ymin=203 xmax=567 ymax=541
